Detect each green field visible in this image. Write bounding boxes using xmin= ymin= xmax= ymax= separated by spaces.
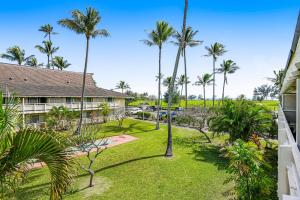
xmin=128 ymin=99 xmax=279 ymax=111
xmin=13 ymin=119 xmax=234 ymax=200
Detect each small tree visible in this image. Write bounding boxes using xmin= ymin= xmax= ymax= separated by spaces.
xmin=99 ymin=103 xmax=110 ymax=123
xmin=224 ymin=139 xmax=273 ymax=200
xmin=209 ymin=97 xmax=272 ymax=142
xmin=114 ymin=110 xmax=127 ymax=128
xmin=78 ymin=125 xmax=108 ymax=188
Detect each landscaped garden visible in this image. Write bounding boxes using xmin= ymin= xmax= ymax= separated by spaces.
xmin=9 ymin=119 xmax=234 ymax=200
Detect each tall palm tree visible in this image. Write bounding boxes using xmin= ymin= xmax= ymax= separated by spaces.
xmin=35 ymin=41 xmax=59 ymax=69
xmin=115 ymin=81 xmax=130 ymax=94
xmin=165 ymin=0 xmax=189 ymax=157
xmin=39 ymin=24 xmax=58 ymax=69
xmin=53 ymin=56 xmax=71 ymax=70
xmin=142 ymin=21 xmax=174 ymax=130
xmin=205 ymin=42 xmax=226 ymax=107
xmin=172 ymin=27 xmax=201 ymax=110
xmin=25 ymin=57 xmax=43 ymax=67
xmin=58 ymin=7 xmax=109 ymax=135
xmin=0 ymin=46 xmax=33 ymax=65
xmin=194 ymin=73 xmax=213 ymax=109
xmin=217 ymin=60 xmax=239 ymax=101
xmin=0 ymin=94 xmax=74 ymax=199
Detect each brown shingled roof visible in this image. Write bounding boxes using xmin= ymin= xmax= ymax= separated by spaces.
xmin=0 ymin=63 xmax=126 ymax=98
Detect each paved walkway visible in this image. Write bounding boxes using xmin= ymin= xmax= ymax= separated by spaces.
xmin=28 ymin=134 xmax=137 ymax=170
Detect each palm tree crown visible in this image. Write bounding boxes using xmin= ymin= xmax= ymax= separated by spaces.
xmin=35 ymin=41 xmax=59 ymax=69
xmin=195 ymin=73 xmax=214 ymax=87
xmin=39 ymin=24 xmax=58 ymax=40
xmin=53 ymin=56 xmax=71 ymax=70
xmin=217 ymin=60 xmax=239 ymax=83
xmin=116 ymin=81 xmax=130 ymax=93
xmin=58 ymin=7 xmax=110 ymax=39
xmin=172 ymin=26 xmax=202 ymax=51
xmin=142 ymin=21 xmax=174 ymax=48
xmin=25 ymin=57 xmax=43 ymax=67
xmin=1 ymin=46 xmax=33 ymax=65
xmin=205 ymin=42 xmax=227 ymax=59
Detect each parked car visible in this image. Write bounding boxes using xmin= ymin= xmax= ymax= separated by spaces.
xmin=158 ymin=111 xmax=177 ymax=120
xmin=175 ymin=107 xmax=184 ymax=112
xmin=127 ymin=107 xmax=143 ymax=115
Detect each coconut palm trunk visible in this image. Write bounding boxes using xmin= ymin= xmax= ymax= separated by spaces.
xmin=180 ymin=84 xmax=184 ymax=107
xmin=165 ymin=0 xmax=188 ymax=157
xmin=78 ymin=37 xmax=90 ymax=134
xmin=156 ymin=46 xmax=162 ymax=130
xmin=222 ymin=72 xmax=226 ymax=101
xmin=203 ymin=85 xmax=206 ymax=109
xmin=212 ymin=56 xmax=216 ymax=107
xmin=183 ymin=48 xmax=188 ymax=110
xmin=48 ymin=34 xmax=54 ymax=70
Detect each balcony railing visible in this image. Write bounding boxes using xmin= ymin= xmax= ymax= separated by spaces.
xmin=18 ymin=102 xmax=120 ymax=113
xmin=278 ymin=105 xmax=300 ymax=200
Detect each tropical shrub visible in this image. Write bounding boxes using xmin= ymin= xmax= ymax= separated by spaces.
xmin=0 ymin=94 xmax=74 ymax=199
xmin=46 ymin=106 xmax=78 ymax=130
xmin=137 ymin=112 xmax=151 ymax=119
xmin=224 ymin=139 xmax=273 ymax=200
xmin=99 ymin=103 xmax=111 ymax=123
xmin=209 ymin=97 xmax=272 ymax=142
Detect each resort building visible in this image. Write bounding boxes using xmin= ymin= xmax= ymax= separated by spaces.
xmin=279 ymin=13 xmax=300 ymax=200
xmin=0 ymin=63 xmax=126 ymax=127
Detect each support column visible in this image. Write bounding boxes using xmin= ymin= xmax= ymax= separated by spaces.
xmin=297 ymin=79 xmax=300 ymax=145
xmin=22 ymin=97 xmax=25 ymax=127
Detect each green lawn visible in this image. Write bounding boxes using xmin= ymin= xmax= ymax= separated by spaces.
xmin=13 ymin=119 xmax=233 ymax=200
xmin=128 ymin=99 xmax=279 ymax=111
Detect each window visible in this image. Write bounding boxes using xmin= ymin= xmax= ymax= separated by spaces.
xmin=66 ymin=97 xmax=72 ymax=104
xmin=40 ymin=97 xmax=47 ymax=103
xmin=29 ymin=115 xmax=39 ymax=124
xmin=107 ymin=97 xmax=114 ymax=102
xmin=27 ymin=98 xmax=39 ymax=104
xmin=86 ymin=98 xmax=92 ymax=102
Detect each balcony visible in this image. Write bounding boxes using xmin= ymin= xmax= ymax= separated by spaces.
xmin=19 ymin=102 xmax=121 ymax=114
xmin=278 ymin=105 xmax=300 ymax=199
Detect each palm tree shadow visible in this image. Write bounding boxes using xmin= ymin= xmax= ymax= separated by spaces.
xmin=103 ymin=121 xmax=156 ymax=135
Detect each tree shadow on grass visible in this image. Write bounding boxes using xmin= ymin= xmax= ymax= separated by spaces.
xmin=173 ymin=136 xmax=228 ymax=170
xmin=102 ymin=121 xmax=156 ymax=135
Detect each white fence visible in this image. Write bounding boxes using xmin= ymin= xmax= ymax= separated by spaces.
xmin=278 ymin=105 xmax=300 ymax=200
xmin=19 ymin=102 xmax=119 ymax=113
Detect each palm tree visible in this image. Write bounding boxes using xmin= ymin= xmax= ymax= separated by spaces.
xmin=172 ymin=27 xmax=201 ymax=110
xmin=115 ymin=81 xmax=130 ymax=94
xmin=205 ymin=42 xmax=227 ymax=107
xmin=53 ymin=56 xmax=71 ymax=70
xmin=217 ymin=60 xmax=239 ymax=101
xmin=267 ymin=69 xmax=285 ymax=90
xmin=0 ymin=94 xmax=74 ymax=199
xmin=165 ymin=0 xmax=189 ymax=157
xmin=194 ymin=73 xmax=213 ymax=109
xmin=0 ymin=46 xmax=33 ymax=65
xmin=39 ymin=24 xmax=58 ymax=69
xmin=142 ymin=21 xmax=174 ymax=130
xmin=25 ymin=57 xmax=43 ymax=67
xmin=35 ymin=41 xmax=59 ymax=69
xmin=58 ymin=7 xmax=109 ymax=135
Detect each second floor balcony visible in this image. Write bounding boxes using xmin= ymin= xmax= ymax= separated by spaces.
xmin=19 ymin=102 xmax=121 ymax=114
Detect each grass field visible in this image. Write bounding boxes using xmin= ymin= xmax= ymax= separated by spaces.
xmin=128 ymin=99 xmax=279 ymax=111
xmin=12 ymin=119 xmax=234 ymax=200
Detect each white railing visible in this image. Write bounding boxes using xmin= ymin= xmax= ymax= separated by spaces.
xmin=278 ymin=105 xmax=300 ymax=200
xmin=19 ymin=102 xmax=119 ymax=113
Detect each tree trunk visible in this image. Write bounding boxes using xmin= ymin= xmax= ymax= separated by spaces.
xmin=199 ymin=128 xmax=211 ymax=143
xmin=183 ymin=48 xmax=188 ymax=111
xmin=203 ymin=85 xmax=206 ymax=110
xmin=47 ymin=55 xmax=50 ymax=69
xmin=212 ymin=57 xmax=216 ymax=107
xmin=77 ymin=37 xmax=90 ymax=135
xmin=180 ymin=85 xmax=183 ymax=107
xmin=89 ymin=169 xmax=94 ymax=187
xmin=165 ymin=0 xmax=188 ymax=157
xmin=49 ymin=34 xmax=54 ymax=70
xmin=156 ymin=46 xmax=162 ymax=130
xmin=222 ymin=73 xmax=226 ymax=101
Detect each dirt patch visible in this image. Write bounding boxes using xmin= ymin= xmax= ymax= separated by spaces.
xmin=76 ymin=176 xmax=112 ymax=198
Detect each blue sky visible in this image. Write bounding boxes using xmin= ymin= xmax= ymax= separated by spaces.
xmin=0 ymin=0 xmax=299 ymax=98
